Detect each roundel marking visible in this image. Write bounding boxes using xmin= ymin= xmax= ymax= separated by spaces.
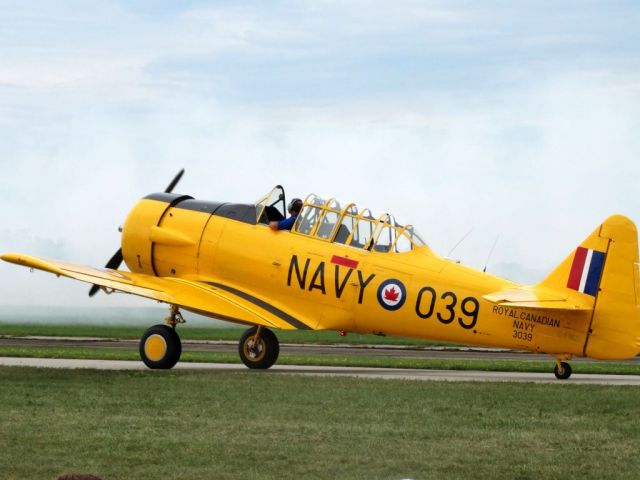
xmin=377 ymin=279 xmax=407 ymax=311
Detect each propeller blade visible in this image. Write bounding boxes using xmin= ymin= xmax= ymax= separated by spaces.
xmin=165 ymin=168 xmax=185 ymax=193
xmin=88 ymin=283 xmax=101 ymax=298
xmin=105 ymin=248 xmax=123 ymax=270
xmin=88 ymin=248 xmax=123 ymax=297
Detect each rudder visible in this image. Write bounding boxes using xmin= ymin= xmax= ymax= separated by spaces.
xmin=539 ymin=215 xmax=640 ymax=360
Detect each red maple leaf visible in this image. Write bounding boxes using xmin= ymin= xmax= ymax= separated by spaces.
xmin=384 ymin=286 xmax=399 ymax=302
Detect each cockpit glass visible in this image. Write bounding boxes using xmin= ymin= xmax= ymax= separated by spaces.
xmin=255 ymin=186 xmax=286 ymax=225
xmin=327 ymin=199 xmax=341 ymax=210
xmin=335 ymin=215 xmax=355 ymax=245
xmin=395 ymin=231 xmax=413 ymax=253
xmin=373 ymin=226 xmax=396 ymax=253
xmin=405 ymin=226 xmax=426 ymax=247
xmin=317 ymin=210 xmax=340 ymax=239
xmin=291 ymin=193 xmax=429 ymax=251
xmin=295 ymin=205 xmax=321 ymax=235
xmin=349 ymin=216 xmax=375 ymax=249
xmin=309 ymin=195 xmax=325 ymax=207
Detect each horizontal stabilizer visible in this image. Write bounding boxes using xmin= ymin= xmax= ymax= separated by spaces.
xmin=483 ymin=287 xmax=592 ymax=310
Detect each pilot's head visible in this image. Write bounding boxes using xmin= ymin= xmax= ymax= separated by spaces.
xmin=288 ymin=198 xmax=303 ymax=216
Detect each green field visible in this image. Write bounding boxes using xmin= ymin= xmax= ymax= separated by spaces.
xmin=1 ymin=367 xmax=639 ymax=480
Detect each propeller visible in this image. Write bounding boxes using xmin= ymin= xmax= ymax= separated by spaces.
xmin=164 ymin=168 xmax=185 ymax=194
xmin=89 ymin=169 xmax=185 ymax=297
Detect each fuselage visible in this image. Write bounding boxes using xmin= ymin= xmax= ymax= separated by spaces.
xmin=121 ymin=193 xmax=594 ymax=358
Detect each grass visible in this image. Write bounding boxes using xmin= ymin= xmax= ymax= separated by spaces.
xmin=1 ymin=345 xmax=640 ymax=375
xmin=0 ymin=367 xmax=639 ymax=480
xmin=0 ymin=323 xmax=448 ymax=346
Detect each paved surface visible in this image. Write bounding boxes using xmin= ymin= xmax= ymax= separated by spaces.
xmin=2 ymin=357 xmax=640 ymax=385
xmin=3 ymin=336 xmax=639 ymax=364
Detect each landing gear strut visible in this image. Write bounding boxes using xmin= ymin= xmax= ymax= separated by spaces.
xmin=553 ymin=357 xmax=572 ymax=380
xmin=139 ymin=305 xmax=184 ymax=370
xmin=238 ymin=326 xmax=280 ymax=369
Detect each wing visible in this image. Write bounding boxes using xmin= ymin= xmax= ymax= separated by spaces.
xmin=1 ymin=252 xmax=312 ymax=330
xmin=483 ymin=286 xmax=592 ymax=310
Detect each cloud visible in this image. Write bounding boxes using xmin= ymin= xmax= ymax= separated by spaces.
xmin=2 ymin=1 xmax=637 ymax=103
xmin=1 ymin=1 xmax=639 ymax=306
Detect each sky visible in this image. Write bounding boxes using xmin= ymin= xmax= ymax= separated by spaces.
xmin=1 ymin=0 xmax=639 ymax=307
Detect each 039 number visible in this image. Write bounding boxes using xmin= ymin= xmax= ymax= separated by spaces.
xmin=415 ymin=288 xmax=480 ymax=330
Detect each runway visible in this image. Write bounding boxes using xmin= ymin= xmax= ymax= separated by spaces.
xmin=3 ymin=336 xmax=639 ymax=363
xmin=2 ymin=357 xmax=639 ymax=385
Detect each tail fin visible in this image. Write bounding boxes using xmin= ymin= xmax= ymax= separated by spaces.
xmin=539 ymin=215 xmax=640 ymax=359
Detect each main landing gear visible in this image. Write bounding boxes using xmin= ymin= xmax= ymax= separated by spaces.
xmin=139 ymin=305 xmax=184 ymax=370
xmin=238 ymin=326 xmax=280 ymax=369
xmin=553 ymin=356 xmax=573 ymax=380
xmin=139 ymin=306 xmax=281 ymax=370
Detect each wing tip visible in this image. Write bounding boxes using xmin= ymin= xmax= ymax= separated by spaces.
xmin=1 ymin=252 xmax=64 ymax=276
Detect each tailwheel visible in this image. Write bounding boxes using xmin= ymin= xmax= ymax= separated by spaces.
xmin=140 ymin=324 xmax=182 ymax=370
xmin=554 ymin=361 xmax=572 ymax=380
xmin=239 ymin=326 xmax=279 ymax=369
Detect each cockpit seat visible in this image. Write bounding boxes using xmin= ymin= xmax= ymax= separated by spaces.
xmin=334 ymin=224 xmax=350 ymax=244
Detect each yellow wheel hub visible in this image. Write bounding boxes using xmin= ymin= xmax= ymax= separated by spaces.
xmin=145 ymin=334 xmax=168 ymax=362
xmin=243 ymin=338 xmax=266 ymax=362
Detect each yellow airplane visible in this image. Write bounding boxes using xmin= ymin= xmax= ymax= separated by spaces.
xmin=3 ymin=170 xmax=639 ymax=379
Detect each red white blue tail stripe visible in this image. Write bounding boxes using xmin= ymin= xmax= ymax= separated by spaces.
xmin=567 ymin=247 xmax=606 ymax=296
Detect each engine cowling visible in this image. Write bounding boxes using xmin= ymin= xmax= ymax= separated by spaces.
xmin=122 ymin=193 xmax=213 ymax=277
xmin=121 ymin=192 xmax=259 ymax=280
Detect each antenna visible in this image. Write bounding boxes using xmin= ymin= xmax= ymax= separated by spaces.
xmin=447 ymin=227 xmax=474 ymax=259
xmin=483 ymin=235 xmax=500 ymax=273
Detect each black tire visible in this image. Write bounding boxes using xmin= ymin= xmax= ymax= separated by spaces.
xmin=554 ymin=361 xmax=572 ymax=380
xmin=139 ymin=324 xmax=182 ymax=370
xmin=238 ymin=327 xmax=279 ymax=369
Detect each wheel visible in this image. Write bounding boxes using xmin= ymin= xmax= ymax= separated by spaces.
xmin=139 ymin=324 xmax=182 ymax=370
xmin=554 ymin=361 xmax=572 ymax=380
xmin=238 ymin=327 xmax=279 ymax=369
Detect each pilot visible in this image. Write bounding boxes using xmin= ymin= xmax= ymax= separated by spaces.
xmin=270 ymin=198 xmax=303 ymax=231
